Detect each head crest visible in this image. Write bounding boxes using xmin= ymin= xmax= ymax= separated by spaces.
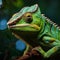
xmin=7 ymin=4 xmax=39 ymax=25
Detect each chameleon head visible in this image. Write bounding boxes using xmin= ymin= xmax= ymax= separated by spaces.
xmin=7 ymin=4 xmax=42 ymax=32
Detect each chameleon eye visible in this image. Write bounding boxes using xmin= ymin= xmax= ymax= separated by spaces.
xmin=26 ymin=16 xmax=33 ymax=23
xmin=24 ymin=13 xmax=33 ymax=23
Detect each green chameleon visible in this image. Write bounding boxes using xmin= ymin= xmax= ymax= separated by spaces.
xmin=7 ymin=4 xmax=60 ymax=58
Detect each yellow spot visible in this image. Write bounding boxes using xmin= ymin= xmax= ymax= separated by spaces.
xmin=53 ymin=47 xmax=57 ymax=52
xmin=50 ymin=38 xmax=55 ymax=43
xmin=30 ymin=24 xmax=40 ymax=30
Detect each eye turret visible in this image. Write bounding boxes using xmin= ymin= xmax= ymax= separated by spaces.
xmin=26 ymin=15 xmax=33 ymax=23
xmin=24 ymin=13 xmax=33 ymax=23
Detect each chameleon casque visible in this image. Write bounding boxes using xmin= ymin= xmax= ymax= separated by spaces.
xmin=7 ymin=4 xmax=60 ymax=58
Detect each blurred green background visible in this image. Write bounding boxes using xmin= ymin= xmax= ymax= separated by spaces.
xmin=0 ymin=0 xmax=60 ymax=60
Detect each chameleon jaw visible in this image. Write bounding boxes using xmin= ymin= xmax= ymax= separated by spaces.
xmin=8 ymin=24 xmax=40 ymax=30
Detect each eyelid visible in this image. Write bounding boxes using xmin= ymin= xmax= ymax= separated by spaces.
xmin=24 ymin=12 xmax=32 ymax=17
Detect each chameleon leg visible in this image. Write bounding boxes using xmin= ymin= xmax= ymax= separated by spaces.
xmin=32 ymin=36 xmax=60 ymax=58
xmin=32 ymin=46 xmax=59 ymax=58
xmin=43 ymin=36 xmax=56 ymax=43
xmin=43 ymin=46 xmax=59 ymax=58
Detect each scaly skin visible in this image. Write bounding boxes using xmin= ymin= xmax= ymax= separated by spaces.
xmin=7 ymin=4 xmax=60 ymax=58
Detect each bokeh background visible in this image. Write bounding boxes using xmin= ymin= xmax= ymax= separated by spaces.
xmin=0 ymin=0 xmax=60 ymax=60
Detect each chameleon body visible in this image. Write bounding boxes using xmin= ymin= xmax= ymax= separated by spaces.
xmin=7 ymin=4 xmax=60 ymax=58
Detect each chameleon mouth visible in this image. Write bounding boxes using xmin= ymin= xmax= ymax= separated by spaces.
xmin=8 ymin=24 xmax=40 ymax=30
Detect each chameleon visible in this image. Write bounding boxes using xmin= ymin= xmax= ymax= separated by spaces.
xmin=7 ymin=4 xmax=60 ymax=58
